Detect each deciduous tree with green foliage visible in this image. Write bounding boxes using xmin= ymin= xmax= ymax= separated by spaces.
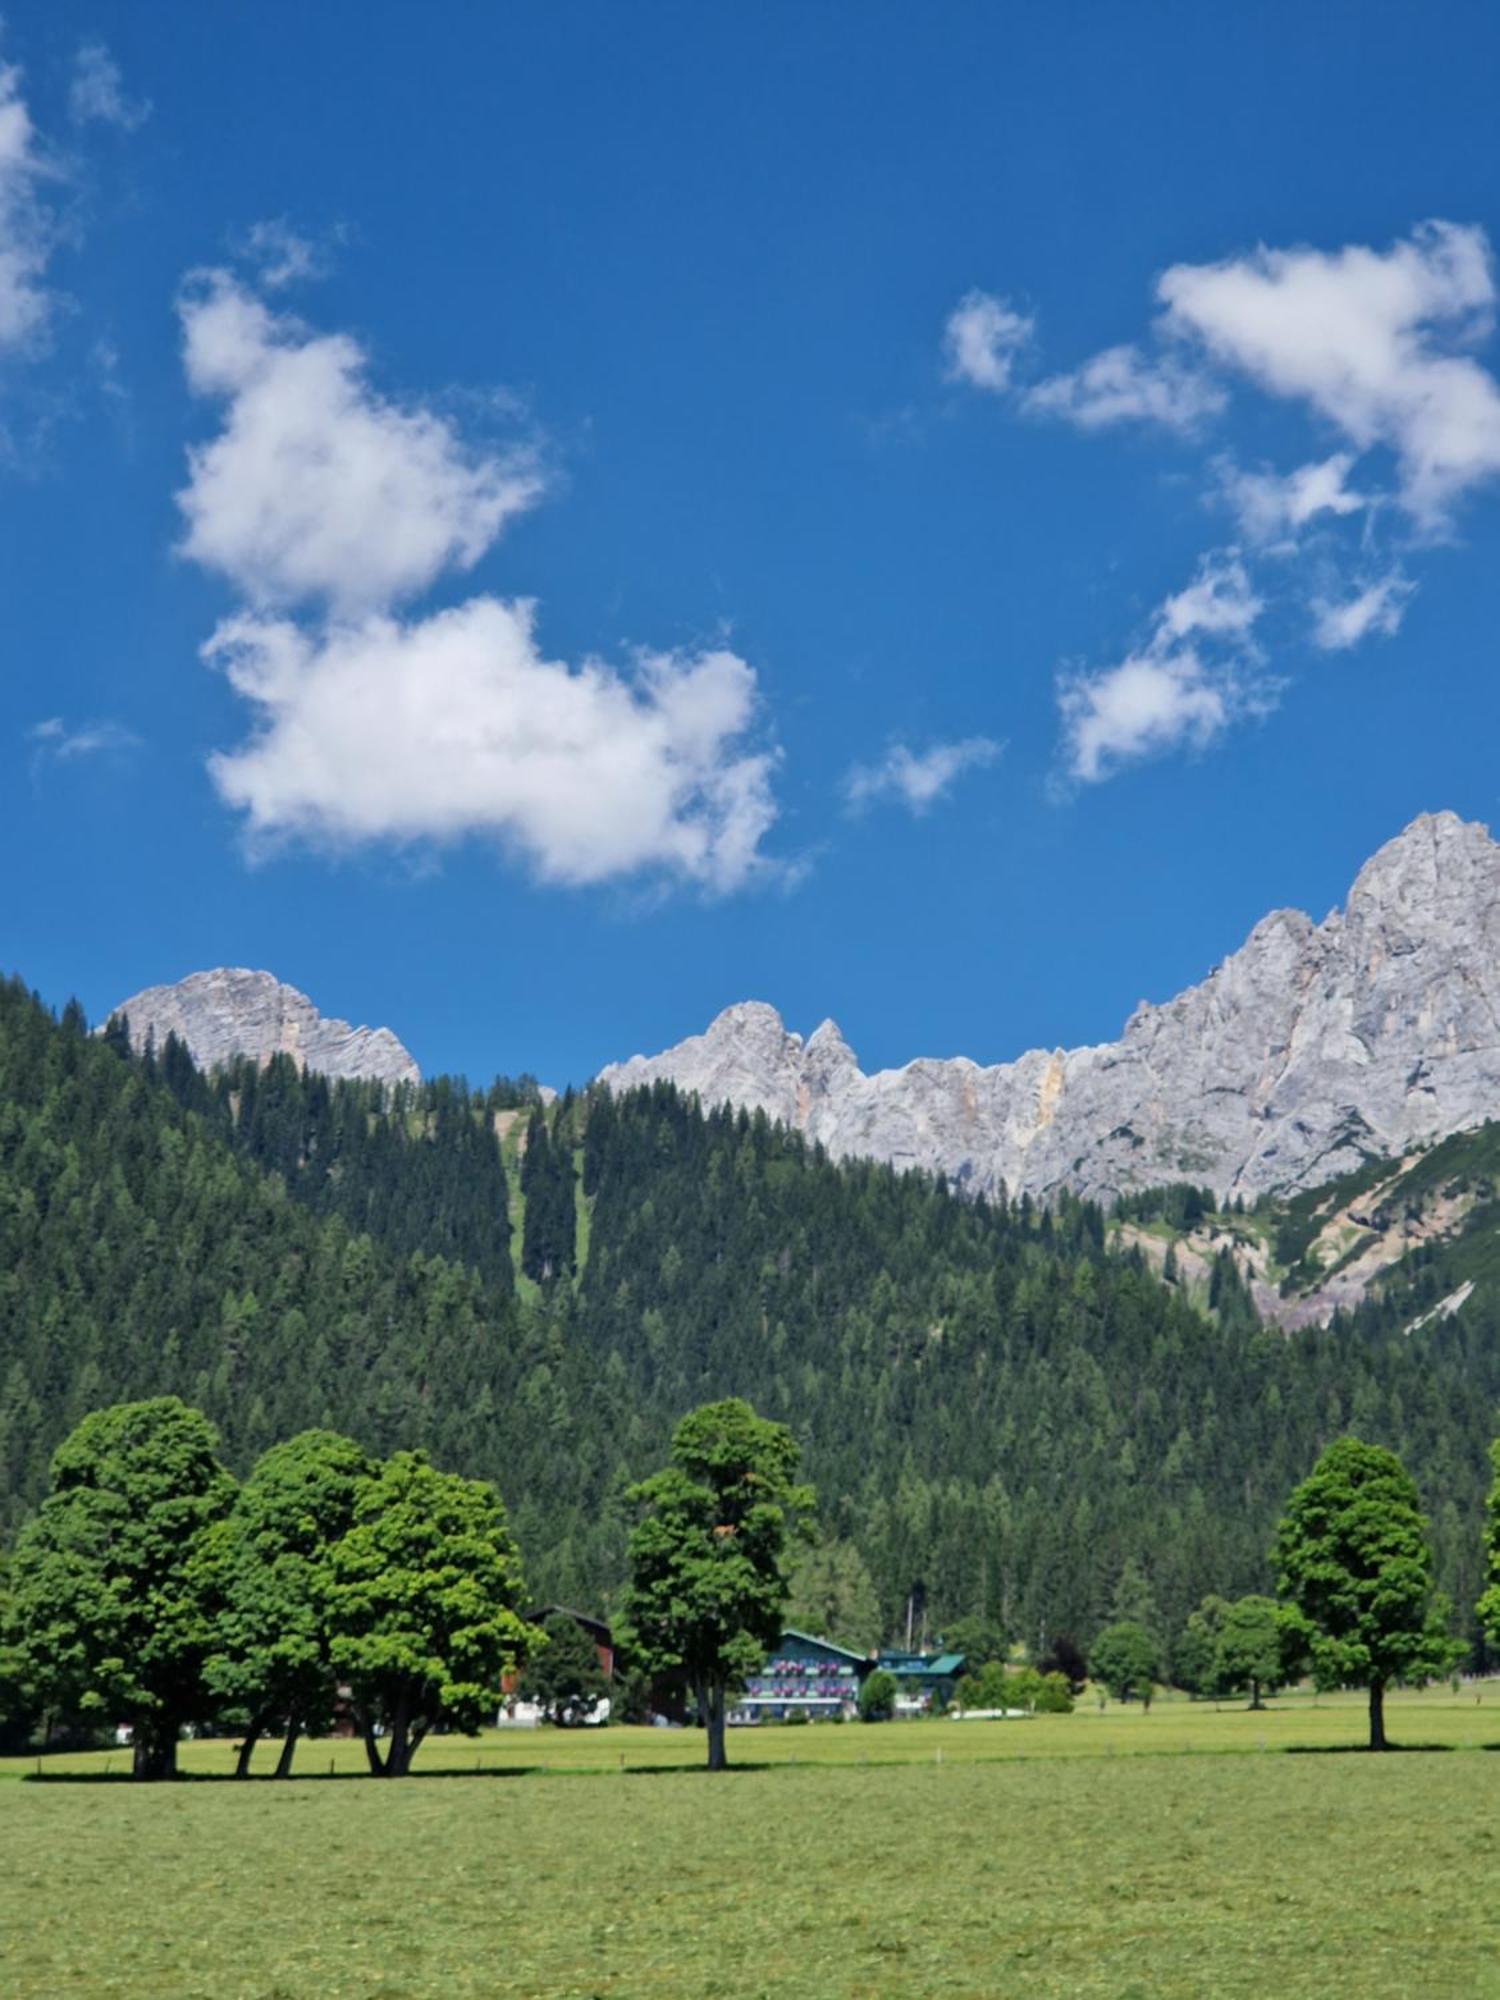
xmin=4 ymin=1399 xmax=233 ymax=1778
xmin=518 ymin=1613 xmax=610 ymax=1727
xmin=1089 ymin=1621 xmax=1158 ymax=1707
xmin=1215 ymin=1594 xmax=1287 ymax=1710
xmin=1173 ymin=1595 xmax=1231 ymax=1698
xmin=194 ymin=1429 xmax=372 ymax=1778
xmin=857 ymin=1668 xmax=898 ymax=1721
xmin=326 ymin=1450 xmax=537 ymax=1776
xmin=1274 ymin=1436 xmax=1457 ymax=1750
xmin=622 ymin=1398 xmax=812 ymax=1771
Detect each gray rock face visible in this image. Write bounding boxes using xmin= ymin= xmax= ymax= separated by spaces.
xmin=108 ymin=968 xmax=420 ymax=1086
xmin=598 ymin=812 xmax=1500 ymax=1201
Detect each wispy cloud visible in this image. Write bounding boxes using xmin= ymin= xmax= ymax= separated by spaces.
xmin=29 ymin=716 xmax=141 ymax=766
xmin=1310 ymin=571 xmax=1414 ymax=651
xmin=69 ymin=44 xmax=150 ymax=132
xmin=1058 ymin=552 xmax=1270 ymax=784
xmin=238 ymin=218 xmax=335 ymax=291
xmin=1024 ymin=344 xmax=1224 ymax=434
xmin=843 ymin=736 xmax=1001 ymax=815
xmin=942 ymin=290 xmax=1032 ymax=392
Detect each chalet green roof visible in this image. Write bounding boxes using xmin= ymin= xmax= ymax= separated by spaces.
xmin=887 ymin=1651 xmax=965 ymax=1678
xmin=778 ymin=1628 xmax=870 ymax=1665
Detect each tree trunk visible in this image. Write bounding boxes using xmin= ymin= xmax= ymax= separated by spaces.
xmin=357 ymin=1705 xmax=386 ymax=1777
xmin=702 ymin=1679 xmax=728 ymax=1772
xmin=132 ymin=1718 xmax=178 ymax=1781
xmin=1369 ymin=1679 xmax=1388 ymax=1751
xmin=234 ymin=1706 xmax=275 ymax=1778
xmin=385 ymin=1694 xmax=411 ymax=1777
xmin=273 ymin=1711 xmax=302 ymax=1779
xmin=1248 ymin=1679 xmax=1264 ymax=1712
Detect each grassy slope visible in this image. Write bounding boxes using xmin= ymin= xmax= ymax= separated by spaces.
xmin=7 ymin=1691 xmax=1500 ymax=1998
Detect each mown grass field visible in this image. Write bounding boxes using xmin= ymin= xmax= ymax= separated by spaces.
xmin=5 ymin=1687 xmax=1500 ymax=1997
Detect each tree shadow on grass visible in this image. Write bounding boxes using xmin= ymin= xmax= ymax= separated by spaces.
xmin=23 ymin=1763 xmax=543 ymax=1785
xmin=1284 ymin=1742 xmax=1456 ymax=1755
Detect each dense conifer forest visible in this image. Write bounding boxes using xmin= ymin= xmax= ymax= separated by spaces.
xmin=2 ymin=975 xmax=1497 ymax=1665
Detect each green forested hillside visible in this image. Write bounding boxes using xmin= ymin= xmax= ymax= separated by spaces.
xmin=4 ymin=976 xmax=1499 ymax=1664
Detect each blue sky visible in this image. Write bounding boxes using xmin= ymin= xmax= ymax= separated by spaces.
xmin=4 ymin=1 xmax=1500 ymax=1086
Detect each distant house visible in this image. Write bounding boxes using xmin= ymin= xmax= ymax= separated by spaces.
xmin=526 ymin=1605 xmax=614 ymax=1679
xmin=731 ymin=1630 xmax=871 ymax=1722
xmin=498 ymin=1605 xmax=615 ymax=1726
xmin=876 ymin=1648 xmax=966 ymax=1715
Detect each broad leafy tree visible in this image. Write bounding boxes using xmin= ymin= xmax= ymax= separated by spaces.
xmin=1089 ymin=1621 xmax=1158 ymax=1706
xmin=1215 ymin=1595 xmax=1287 ymax=1710
xmin=1173 ymin=1595 xmax=1231 ymax=1697
xmin=518 ymin=1612 xmax=610 ymax=1726
xmin=327 ymin=1450 xmax=537 ymax=1776
xmin=5 ymin=1399 xmax=233 ymax=1778
xmin=1274 ymin=1437 xmax=1457 ymax=1750
xmin=195 ymin=1429 xmax=372 ymax=1777
xmin=857 ymin=1668 xmax=898 ymax=1721
xmin=623 ymin=1399 xmax=812 ymax=1771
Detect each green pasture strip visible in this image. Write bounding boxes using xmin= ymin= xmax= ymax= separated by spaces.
xmin=5 ymin=1745 xmax=1500 ymax=1997
xmin=8 ymin=1682 xmax=1500 ymax=1784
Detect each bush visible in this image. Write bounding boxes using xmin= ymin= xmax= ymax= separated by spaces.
xmin=858 ymin=1669 xmax=898 ymax=1722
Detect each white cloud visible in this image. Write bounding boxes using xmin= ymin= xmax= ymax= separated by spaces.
xmin=1217 ymin=451 xmax=1367 ymax=545
xmin=0 ymin=61 xmax=52 ymax=354
xmin=177 ymin=275 xmax=542 ymax=614
xmin=843 ymin=736 xmax=1001 ymax=815
xmin=1159 ymin=221 xmax=1500 ymax=526
xmin=1060 ymin=652 xmax=1230 ymax=784
xmin=1310 ymin=571 xmax=1414 ymax=651
xmin=240 ymin=219 xmax=328 ymax=290
xmin=1154 ymin=552 xmax=1263 ymax=642
xmin=1058 ymin=552 xmax=1268 ymax=783
xmin=204 ymin=599 xmax=777 ymax=892
xmin=1024 ymin=343 xmax=1224 ymax=433
xmin=29 ymin=716 xmax=140 ymax=762
xmin=69 ymin=44 xmax=150 ymax=131
xmin=942 ymin=290 xmax=1032 ymax=391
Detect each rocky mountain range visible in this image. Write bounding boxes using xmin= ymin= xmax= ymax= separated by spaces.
xmin=107 ymin=812 xmax=1500 ymax=1205
xmin=599 ymin=812 xmax=1500 ymax=1202
xmin=107 ymin=968 xmax=420 ymax=1087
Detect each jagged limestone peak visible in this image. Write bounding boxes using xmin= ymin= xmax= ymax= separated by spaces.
xmin=107 ymin=967 xmax=420 ymax=1086
xmin=598 ymin=812 xmax=1500 ymax=1201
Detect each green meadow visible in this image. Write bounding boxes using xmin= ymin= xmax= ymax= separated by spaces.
xmin=6 ymin=1688 xmax=1500 ymax=1998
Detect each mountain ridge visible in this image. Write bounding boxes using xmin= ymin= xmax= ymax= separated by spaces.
xmin=599 ymin=811 xmax=1500 ymax=1202
xmin=108 ymin=967 xmax=420 ymax=1086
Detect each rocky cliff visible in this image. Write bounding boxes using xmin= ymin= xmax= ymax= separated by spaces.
xmin=107 ymin=968 xmax=420 ymax=1086
xmin=598 ymin=812 xmax=1500 ymax=1202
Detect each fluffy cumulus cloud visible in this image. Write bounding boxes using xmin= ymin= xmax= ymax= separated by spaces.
xmin=1024 ymin=344 xmax=1224 ymax=433
xmin=1059 ymin=554 xmax=1267 ymax=783
xmin=204 ymin=602 xmax=777 ymax=891
xmin=1160 ymin=221 xmax=1500 ymax=528
xmin=843 ymin=736 xmax=1000 ymax=815
xmin=946 ymin=222 xmax=1500 ymax=783
xmin=1310 ymin=571 xmax=1414 ymax=651
xmin=178 ymin=275 xmax=542 ymax=614
xmin=942 ymin=290 xmax=1033 ymax=391
xmin=181 ymin=280 xmax=781 ymax=893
